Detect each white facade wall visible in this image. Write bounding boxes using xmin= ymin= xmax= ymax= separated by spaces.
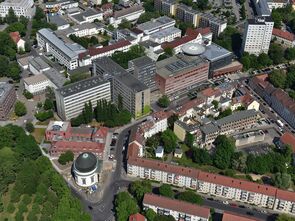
xmin=144 ymin=118 xmax=168 ymax=138
xmin=150 ymin=30 xmax=181 ymax=44
xmin=24 ymin=79 xmax=52 ymax=94
xmin=73 ymin=168 xmax=98 ymax=187
xmin=0 ymin=0 xmax=35 ymax=18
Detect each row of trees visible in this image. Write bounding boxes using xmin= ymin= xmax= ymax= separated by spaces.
xmin=71 ymin=99 xmax=132 ymax=127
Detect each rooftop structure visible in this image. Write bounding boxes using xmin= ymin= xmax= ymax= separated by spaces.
xmin=43 ymin=68 xmax=67 ymax=88
xmin=49 ymin=15 xmax=69 ymax=30
xmin=137 ymin=16 xmax=175 ymax=35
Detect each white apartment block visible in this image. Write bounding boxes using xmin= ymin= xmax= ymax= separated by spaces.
xmin=272 ymin=28 xmax=295 ymax=48
xmin=0 ymin=0 xmax=35 ymax=18
xmin=242 ymin=16 xmax=274 ymax=55
xmin=37 ymin=28 xmax=86 ymax=70
xmin=143 ymin=193 xmax=210 ymax=221
xmin=55 ymin=76 xmax=111 ymax=120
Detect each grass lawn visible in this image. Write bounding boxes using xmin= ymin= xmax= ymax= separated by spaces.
xmin=32 ymin=128 xmax=46 ymax=144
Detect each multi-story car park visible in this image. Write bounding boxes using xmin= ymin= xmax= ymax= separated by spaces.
xmin=55 ymin=76 xmax=111 ymax=120
xmin=0 ymin=82 xmax=16 ymax=121
xmin=0 ymin=0 xmax=35 ymax=18
xmin=127 ymin=143 xmax=295 ymax=216
xmin=37 ymin=28 xmax=86 ymax=70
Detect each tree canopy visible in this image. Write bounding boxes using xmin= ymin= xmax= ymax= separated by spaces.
xmin=14 ymin=101 xmax=27 ymax=117
xmin=161 ymin=129 xmax=178 ymax=153
xmin=175 ymin=191 xmax=203 ymax=205
xmin=129 ymin=180 xmax=152 ymax=202
xmin=157 ymin=95 xmax=170 ymax=108
xmin=159 ymin=184 xmax=174 ymax=198
xmin=115 ymin=192 xmax=139 ymax=221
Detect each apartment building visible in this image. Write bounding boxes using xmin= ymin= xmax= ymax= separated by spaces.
xmin=272 ymin=28 xmax=295 ymax=48
xmin=127 ymin=144 xmax=295 ymax=216
xmin=200 ymin=109 xmax=258 ymax=145
xmin=199 ymin=13 xmax=227 ymax=37
xmin=128 ymin=56 xmax=157 ymax=90
xmin=155 ymin=54 xmax=209 ymax=96
xmin=143 ymin=193 xmax=210 ymax=221
xmin=112 ymin=72 xmax=151 ymax=118
xmin=161 ymin=0 xmax=177 ymax=16
xmin=55 ymin=76 xmax=111 ymax=120
xmin=0 ymin=82 xmax=16 ymax=120
xmin=242 ymin=16 xmax=274 ymax=55
xmin=37 ymin=28 xmax=86 ymax=70
xmin=0 ymin=0 xmax=35 ymax=18
xmin=222 ymin=212 xmax=260 ymax=221
xmin=176 ymin=3 xmax=200 ymax=27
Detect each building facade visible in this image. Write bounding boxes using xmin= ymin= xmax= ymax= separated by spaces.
xmin=0 ymin=82 xmax=16 ymax=120
xmin=272 ymin=28 xmax=295 ymax=48
xmin=0 ymin=0 xmax=35 ymax=18
xmin=55 ymin=76 xmax=111 ymax=120
xmin=176 ymin=3 xmax=199 ymax=27
xmin=155 ymin=55 xmax=209 ymax=96
xmin=242 ymin=16 xmax=274 ymax=55
xmin=23 ymin=74 xmax=52 ymax=94
xmin=199 ymin=13 xmax=227 ymax=37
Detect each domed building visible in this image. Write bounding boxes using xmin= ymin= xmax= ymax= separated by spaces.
xmin=73 ymin=152 xmax=102 ymax=187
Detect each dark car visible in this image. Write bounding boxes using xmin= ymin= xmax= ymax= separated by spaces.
xmin=246 ymin=212 xmax=254 ymax=216
xmin=239 ymin=205 xmax=246 ymax=208
xmin=88 ymin=206 xmax=93 ymax=210
xmin=207 ymin=198 xmax=214 ymax=201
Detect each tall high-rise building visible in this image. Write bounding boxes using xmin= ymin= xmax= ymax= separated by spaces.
xmin=242 ymin=16 xmax=274 ymax=55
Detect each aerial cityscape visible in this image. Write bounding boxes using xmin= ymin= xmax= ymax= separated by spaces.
xmin=0 ymin=0 xmax=295 ymax=219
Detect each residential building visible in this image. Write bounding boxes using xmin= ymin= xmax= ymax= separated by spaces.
xmin=174 ymin=119 xmax=200 ymax=141
xmin=143 ymin=193 xmax=210 ymax=221
xmin=24 ymin=74 xmax=52 ymax=94
xmin=37 ymin=28 xmax=86 ymax=70
xmin=100 ymin=3 xmax=113 ymax=18
xmin=267 ymin=0 xmax=288 ymax=11
xmin=161 ymin=0 xmax=177 ymax=16
xmin=110 ymin=3 xmax=145 ymax=27
xmin=73 ymin=152 xmax=102 ymax=187
xmin=28 ymin=57 xmax=51 ymax=75
xmin=0 ymin=82 xmax=16 ymax=120
xmin=272 ymin=28 xmax=295 ymax=48
xmin=45 ymin=0 xmax=78 ymax=11
xmin=0 ymin=0 xmax=35 ymax=18
xmin=200 ymin=109 xmax=258 ymax=145
xmin=155 ymin=54 xmax=209 ymax=96
xmin=112 ymin=72 xmax=151 ymax=118
xmin=155 ymin=146 xmax=164 ymax=158
xmin=128 ymin=56 xmax=157 ymax=90
xmin=176 ymin=3 xmax=200 ymax=27
xmin=70 ymin=9 xmax=103 ymax=24
xmin=222 ymin=212 xmax=260 ymax=221
xmin=249 ymin=74 xmax=295 ymax=129
xmin=46 ymin=120 xmax=108 ymax=158
xmin=242 ymin=16 xmax=274 ymax=55
xmin=55 ymin=76 xmax=111 ymax=120
xmin=199 ymin=13 xmax=227 ymax=37
xmin=9 ymin=31 xmax=25 ymax=51
xmin=129 ymin=213 xmax=146 ymax=221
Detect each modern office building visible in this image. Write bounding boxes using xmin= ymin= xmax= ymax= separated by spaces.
xmin=155 ymin=55 xmax=209 ymax=96
xmin=143 ymin=193 xmax=210 ymax=221
xmin=176 ymin=3 xmax=200 ymax=27
xmin=55 ymin=76 xmax=111 ymax=120
xmin=37 ymin=28 xmax=86 ymax=70
xmin=199 ymin=13 xmax=227 ymax=37
xmin=0 ymin=0 xmax=35 ymax=18
xmin=242 ymin=16 xmax=274 ymax=55
xmin=112 ymin=72 xmax=151 ymax=118
xmin=0 ymin=82 xmax=16 ymax=120
xmin=128 ymin=56 xmax=157 ymax=90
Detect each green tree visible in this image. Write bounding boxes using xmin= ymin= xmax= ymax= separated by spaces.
xmin=268 ymin=43 xmax=285 ymax=64
xmin=35 ymin=110 xmax=53 ymax=122
xmin=0 ymin=55 xmax=9 ymax=77
xmin=8 ymin=62 xmax=21 ymax=80
xmin=6 ymin=8 xmax=18 ymax=24
xmin=138 ymin=11 xmax=160 ymax=23
xmin=213 ymin=135 xmax=236 ymax=169
xmin=129 ymin=180 xmax=152 ymax=202
xmin=43 ymin=98 xmax=54 ymax=110
xmin=159 ymin=184 xmax=174 ymax=198
xmin=276 ymin=214 xmax=295 ymax=221
xmin=14 ymin=101 xmax=27 ymax=116
xmin=185 ymin=133 xmax=194 ymax=148
xmin=164 ymin=47 xmax=174 ymax=56
xmin=161 ymin=129 xmax=178 ymax=153
xmin=269 ymin=70 xmax=286 ymax=88
xmin=58 ymin=151 xmax=74 ymax=165
xmin=25 ymin=122 xmax=34 ymax=133
xmin=168 ymin=114 xmax=179 ymax=129
xmin=115 ymin=192 xmax=139 ymax=221
xmin=271 ymin=10 xmax=282 ymax=28
xmin=257 ymin=53 xmax=272 ymax=67
xmin=118 ymin=19 xmax=132 ymax=29
xmin=157 ymin=95 xmax=170 ymax=108
xmin=285 ymin=47 xmax=295 ymax=60
xmin=144 ymin=208 xmax=157 ymax=221
xmin=176 ymin=191 xmax=203 ymax=205
xmin=23 ymin=90 xmax=33 ymax=99
xmin=231 ymin=152 xmax=247 ymax=172
xmin=240 ymin=4 xmax=246 ymax=19
xmin=272 ymin=172 xmax=292 ymax=189
xmin=212 ymin=100 xmax=219 ymax=109
xmin=216 ymin=108 xmax=232 ymax=119
xmin=193 ymin=148 xmax=212 ymax=165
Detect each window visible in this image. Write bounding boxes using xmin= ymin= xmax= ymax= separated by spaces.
xmin=91 ymin=175 xmax=94 ymax=183
xmin=82 ymin=178 xmax=86 ymax=185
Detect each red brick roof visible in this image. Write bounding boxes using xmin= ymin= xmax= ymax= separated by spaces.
xmin=51 ymin=140 xmax=105 ymax=154
xmin=198 ymin=171 xmax=277 ymax=197
xmin=9 ymin=31 xmax=21 ymax=44
xmin=201 ymin=87 xmax=221 ymax=97
xmin=280 ymin=132 xmax=295 ymax=152
xmin=276 ymin=188 xmax=295 ymax=202
xmin=127 ymin=142 xmax=140 ymax=159
xmin=222 ymin=212 xmax=261 ymax=221
xmin=143 ymin=193 xmax=210 ymax=218
xmin=129 ymin=213 xmax=145 ymax=221
xmin=79 ymin=40 xmax=131 ymax=60
xmin=272 ymin=28 xmax=295 ymax=42
xmin=185 ymin=27 xmax=211 ymax=37
xmin=176 ymin=97 xmax=205 ymax=116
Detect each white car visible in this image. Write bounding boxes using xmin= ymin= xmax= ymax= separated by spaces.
xmin=223 ymin=201 xmax=229 ymax=205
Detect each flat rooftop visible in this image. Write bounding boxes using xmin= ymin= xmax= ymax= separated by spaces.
xmin=57 ymin=75 xmax=109 ymax=97
xmin=137 ymin=16 xmax=175 ymax=32
xmin=43 ymin=68 xmax=67 ymax=88
xmin=150 ymin=26 xmax=181 ymax=39
xmin=201 ymin=13 xmax=227 ymax=25
xmin=29 ymin=56 xmax=50 ymax=71
xmin=49 ymin=15 xmax=69 ymax=27
xmin=129 ymin=56 xmax=154 ymax=68
xmin=94 ymin=57 xmax=127 ymax=75
xmin=114 ymin=72 xmax=149 ymax=92
xmin=156 ymin=54 xmax=208 ymax=79
xmin=23 ymin=74 xmax=49 ymax=85
xmin=202 ymin=42 xmax=232 ymax=61
xmin=0 ymin=82 xmax=13 ymax=104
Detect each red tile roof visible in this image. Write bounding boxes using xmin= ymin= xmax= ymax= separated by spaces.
xmin=276 ymin=188 xmax=295 ymax=202
xmin=272 ymin=28 xmax=295 ymax=42
xmin=9 ymin=31 xmax=21 ymax=44
xmin=185 ymin=27 xmax=212 ymax=37
xmin=201 ymin=87 xmax=221 ymax=98
xmin=143 ymin=193 xmax=210 ymax=218
xmin=176 ymin=97 xmax=205 ymax=116
xmin=280 ymin=132 xmax=295 ymax=152
xmin=101 ymin=2 xmax=113 ymax=10
xmin=198 ymin=171 xmax=277 ymax=197
xmin=51 ymin=140 xmax=105 ymax=154
xmin=79 ymin=40 xmax=131 ymax=60
xmin=127 ymin=142 xmax=140 ymax=159
xmin=129 ymin=213 xmax=146 ymax=221
xmin=222 ymin=212 xmax=261 ymax=221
